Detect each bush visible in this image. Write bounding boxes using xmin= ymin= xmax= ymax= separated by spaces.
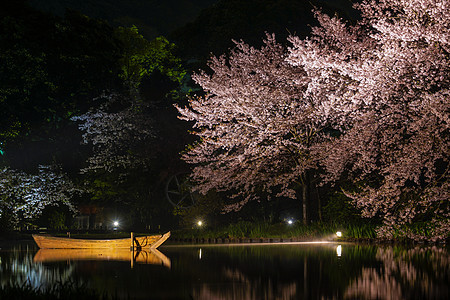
xmin=0 ymin=207 xmax=17 ymax=233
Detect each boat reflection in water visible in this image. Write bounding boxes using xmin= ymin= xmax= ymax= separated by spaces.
xmin=33 ymin=248 xmax=171 ymax=268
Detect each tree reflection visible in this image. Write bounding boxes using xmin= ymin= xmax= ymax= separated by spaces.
xmin=182 ymin=244 xmax=361 ymax=300
xmin=193 ymin=267 xmax=297 ymax=299
xmin=0 ymin=244 xmax=76 ymax=290
xmin=345 ymin=246 xmax=449 ymax=299
xmin=182 ymin=244 xmax=449 ymax=300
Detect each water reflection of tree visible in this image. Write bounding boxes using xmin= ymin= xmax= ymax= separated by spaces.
xmin=193 ymin=267 xmax=297 ymax=299
xmin=183 ymin=244 xmax=379 ymax=300
xmin=0 ymin=244 xmax=76 ymax=290
xmin=183 ymin=244 xmax=449 ymax=299
xmin=345 ymin=246 xmax=449 ymax=299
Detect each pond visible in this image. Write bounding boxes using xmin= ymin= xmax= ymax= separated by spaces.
xmin=0 ymin=241 xmax=448 ymax=299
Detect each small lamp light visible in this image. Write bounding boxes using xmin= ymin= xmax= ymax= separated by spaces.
xmin=336 ymin=231 xmax=342 ymax=237
xmin=113 ymin=221 xmax=119 ymax=227
xmin=287 ymin=219 xmax=294 ymax=225
xmin=197 ymin=220 xmax=203 ymax=227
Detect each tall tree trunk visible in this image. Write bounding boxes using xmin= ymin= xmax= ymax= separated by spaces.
xmin=316 ymin=184 xmax=322 ymax=222
xmin=302 ymin=183 xmax=307 ymax=225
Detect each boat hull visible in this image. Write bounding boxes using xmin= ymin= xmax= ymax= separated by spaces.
xmin=32 ymin=232 xmax=170 ymax=249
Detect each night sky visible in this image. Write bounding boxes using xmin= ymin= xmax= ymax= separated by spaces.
xmin=28 ymin=0 xmax=220 ymax=39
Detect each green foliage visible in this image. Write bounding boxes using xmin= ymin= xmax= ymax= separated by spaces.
xmin=145 ymin=36 xmax=186 ymax=84
xmin=0 ymin=206 xmax=17 ymax=233
xmin=178 ymin=190 xmax=223 ymax=225
xmin=90 ymin=178 xmax=121 ymax=201
xmin=47 ymin=210 xmax=67 ymax=230
xmin=226 ymin=221 xmax=258 ymax=238
xmin=322 ymin=190 xmax=363 ymax=224
xmin=114 ymin=26 xmax=186 ymax=95
xmin=114 ymin=25 xmax=151 ymax=87
xmin=344 ymin=223 xmax=377 ymax=239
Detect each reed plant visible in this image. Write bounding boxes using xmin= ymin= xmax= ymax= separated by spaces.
xmin=225 ymin=221 xmax=274 ymax=238
xmin=343 ymin=223 xmax=377 ymax=239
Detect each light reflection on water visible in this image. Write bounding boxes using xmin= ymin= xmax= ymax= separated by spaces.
xmin=0 ymin=242 xmax=448 ymax=299
xmin=0 ymin=243 xmax=77 ymax=290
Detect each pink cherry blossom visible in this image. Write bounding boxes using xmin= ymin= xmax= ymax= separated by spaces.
xmin=177 ymin=0 xmax=449 ymax=240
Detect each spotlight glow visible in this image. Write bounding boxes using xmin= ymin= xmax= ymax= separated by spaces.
xmin=336 ymin=231 xmax=342 ymax=237
xmin=197 ymin=220 xmax=203 ymax=226
xmin=113 ymin=221 xmax=119 ymax=227
xmin=287 ymin=219 xmax=293 ymax=225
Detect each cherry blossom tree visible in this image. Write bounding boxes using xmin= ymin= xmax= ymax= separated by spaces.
xmin=288 ymin=0 xmax=449 ymax=240
xmin=176 ymin=35 xmax=322 ymax=223
xmin=178 ymin=0 xmax=448 ymax=240
xmin=71 ymin=92 xmax=154 ymax=174
xmin=0 ymin=165 xmax=78 ymax=227
xmin=70 ymin=92 xmax=158 ymax=222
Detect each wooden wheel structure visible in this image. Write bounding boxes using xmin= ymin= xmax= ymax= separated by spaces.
xmin=165 ymin=172 xmax=196 ymax=210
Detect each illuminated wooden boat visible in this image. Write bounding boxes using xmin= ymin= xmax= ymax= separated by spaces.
xmin=33 ymin=248 xmax=171 ymax=268
xmin=32 ymin=231 xmax=170 ymax=249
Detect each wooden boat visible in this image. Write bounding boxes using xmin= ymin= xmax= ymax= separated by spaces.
xmin=32 ymin=231 xmax=170 ymax=249
xmin=33 ymin=248 xmax=171 ymax=268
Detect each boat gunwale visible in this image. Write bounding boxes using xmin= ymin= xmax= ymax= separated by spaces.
xmin=32 ymin=232 xmax=170 ymax=249
xmin=32 ymin=234 xmax=155 ymax=243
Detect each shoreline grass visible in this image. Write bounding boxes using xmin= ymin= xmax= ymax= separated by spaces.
xmin=170 ymin=221 xmax=447 ymax=244
xmin=2 ymin=222 xmax=447 ymax=245
xmin=171 ymin=221 xmax=378 ymax=242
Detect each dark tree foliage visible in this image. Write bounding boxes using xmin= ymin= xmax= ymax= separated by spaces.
xmin=170 ymin=0 xmax=357 ymax=64
xmin=0 ymin=1 xmax=122 ymax=169
xmin=28 ymin=0 xmax=219 ymax=39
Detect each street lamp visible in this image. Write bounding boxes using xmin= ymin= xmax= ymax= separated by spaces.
xmin=113 ymin=221 xmax=119 ymax=231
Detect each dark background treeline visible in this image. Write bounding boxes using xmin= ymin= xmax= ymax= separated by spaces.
xmin=0 ymin=0 xmax=359 ymax=231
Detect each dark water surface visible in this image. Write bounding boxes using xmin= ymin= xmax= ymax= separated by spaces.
xmin=0 ymin=241 xmax=448 ymax=299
